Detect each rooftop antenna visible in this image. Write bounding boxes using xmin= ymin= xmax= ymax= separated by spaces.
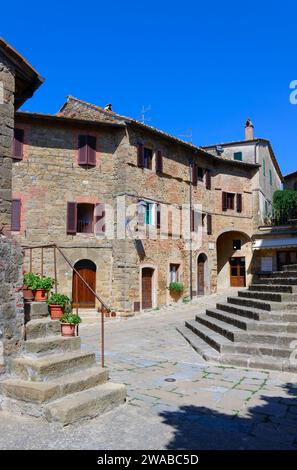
xmin=140 ymin=105 xmax=152 ymax=124
xmin=178 ymin=128 xmax=193 ymax=143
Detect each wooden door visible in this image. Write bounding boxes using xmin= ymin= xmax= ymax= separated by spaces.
xmin=197 ymin=256 xmax=205 ymax=295
xmin=230 ymin=257 xmax=246 ymax=287
xmin=72 ymin=260 xmax=96 ymax=308
xmin=142 ymin=268 xmax=154 ymax=309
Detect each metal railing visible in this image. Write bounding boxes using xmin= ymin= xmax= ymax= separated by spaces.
xmin=22 ymin=243 xmax=108 ymax=368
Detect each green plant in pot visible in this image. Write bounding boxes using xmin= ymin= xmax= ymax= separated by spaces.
xmin=34 ymin=276 xmax=55 ymax=302
xmin=23 ymin=272 xmax=39 ymax=302
xmin=47 ymin=293 xmax=70 ymax=320
xmin=60 ymin=308 xmax=82 ymax=337
xmin=169 ymin=282 xmax=184 ymax=301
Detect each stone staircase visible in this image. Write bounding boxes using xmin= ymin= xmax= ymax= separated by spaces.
xmin=178 ymin=264 xmax=297 ymax=372
xmin=0 ymin=303 xmax=126 ymax=425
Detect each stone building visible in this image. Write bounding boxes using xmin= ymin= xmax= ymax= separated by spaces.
xmin=284 ymin=170 xmax=297 ymax=190
xmin=0 ymin=37 xmax=43 ymax=372
xmin=11 ymin=97 xmax=278 ymax=316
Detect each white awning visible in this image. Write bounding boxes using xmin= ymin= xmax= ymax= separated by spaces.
xmin=253 ymin=237 xmax=297 ymax=250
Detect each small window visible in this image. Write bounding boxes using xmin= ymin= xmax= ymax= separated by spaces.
xmin=77 ymin=203 xmax=94 ymax=233
xmin=138 ymin=200 xmax=156 ymax=226
xmin=226 ymin=193 xmax=235 ymax=210
xmin=197 ymin=167 xmax=204 ymax=181
xmin=234 ymin=152 xmax=242 ymax=161
xmin=170 ymin=263 xmax=180 ymax=283
xmin=233 ymin=239 xmax=242 ymax=250
xmin=144 ymin=148 xmax=153 ymax=170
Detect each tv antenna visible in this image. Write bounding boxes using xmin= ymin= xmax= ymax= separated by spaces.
xmin=140 ymin=105 xmax=152 ymax=124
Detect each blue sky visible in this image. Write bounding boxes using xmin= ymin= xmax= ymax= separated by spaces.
xmin=2 ymin=0 xmax=297 ymax=174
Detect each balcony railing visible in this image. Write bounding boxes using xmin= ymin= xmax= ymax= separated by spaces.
xmin=263 ymin=208 xmax=297 ymax=227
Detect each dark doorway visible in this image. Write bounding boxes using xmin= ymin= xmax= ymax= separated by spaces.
xmin=142 ymin=267 xmax=154 ymax=309
xmin=72 ymin=259 xmax=96 ymax=308
xmin=197 ymin=253 xmax=207 ymax=295
xmin=277 ymin=251 xmax=297 ymax=271
xmin=230 ymin=257 xmax=246 ymax=287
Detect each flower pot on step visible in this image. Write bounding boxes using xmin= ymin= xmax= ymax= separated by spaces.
xmin=23 ymin=287 xmax=34 ymax=302
xmin=34 ymin=289 xmax=48 ymax=302
xmin=61 ymin=323 xmax=76 ymax=337
xmin=49 ymin=304 xmax=64 ymax=320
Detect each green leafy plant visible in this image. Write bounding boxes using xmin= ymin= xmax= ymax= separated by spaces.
xmin=182 ymin=296 xmax=191 ymax=304
xmin=23 ymin=272 xmax=39 ymax=289
xmin=169 ymin=282 xmax=184 ymax=294
xmin=47 ymin=293 xmax=70 ymax=307
xmin=60 ymin=312 xmax=82 ymax=325
xmin=35 ymin=276 xmax=55 ymax=291
xmin=273 ymin=190 xmax=297 ymax=224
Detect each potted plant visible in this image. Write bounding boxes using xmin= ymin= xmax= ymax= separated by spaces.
xmin=60 ymin=310 xmax=82 ymax=337
xmin=34 ymin=275 xmax=55 ymax=302
xmin=23 ymin=272 xmax=39 ymax=302
xmin=169 ymin=281 xmax=184 ymax=302
xmin=47 ymin=293 xmax=70 ymax=320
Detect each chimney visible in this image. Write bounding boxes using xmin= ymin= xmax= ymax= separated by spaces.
xmin=245 ymin=118 xmax=254 ymax=140
xmin=104 ymin=103 xmax=112 ymax=111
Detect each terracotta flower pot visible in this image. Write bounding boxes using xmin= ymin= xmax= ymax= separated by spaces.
xmin=23 ymin=287 xmax=34 ymax=302
xmin=34 ymin=289 xmax=48 ymax=302
xmin=49 ymin=304 xmax=64 ymax=320
xmin=111 ymin=311 xmax=116 ymax=318
xmin=61 ymin=323 xmax=76 ymax=337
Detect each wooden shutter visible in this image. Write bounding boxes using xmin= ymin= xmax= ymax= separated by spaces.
xmin=156 ymin=203 xmax=161 ymax=229
xmin=207 ymin=214 xmax=212 ymax=235
xmin=14 ymin=128 xmax=24 ymax=160
xmin=192 ymin=163 xmax=198 ymax=186
xmin=95 ymin=203 xmax=105 ymax=234
xmin=156 ymin=150 xmax=163 ymax=173
xmin=222 ymin=192 xmax=227 ymax=211
xmin=237 ymin=193 xmax=243 ymax=213
xmin=205 ymin=169 xmax=211 ymax=190
xmin=78 ymin=135 xmax=88 ymax=165
xmin=137 ymin=143 xmax=144 ymax=168
xmin=87 ymin=136 xmax=97 ymax=166
xmin=190 ymin=209 xmax=196 ymax=232
xmin=11 ymin=199 xmax=21 ymax=231
xmin=67 ymin=202 xmax=77 ymax=234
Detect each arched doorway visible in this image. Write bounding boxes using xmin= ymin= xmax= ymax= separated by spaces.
xmin=197 ymin=253 xmax=208 ymax=295
xmin=141 ymin=267 xmax=155 ymax=309
xmin=72 ymin=259 xmax=96 ymax=308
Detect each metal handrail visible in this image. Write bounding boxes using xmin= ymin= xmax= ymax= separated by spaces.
xmin=22 ymin=243 xmax=106 ymax=368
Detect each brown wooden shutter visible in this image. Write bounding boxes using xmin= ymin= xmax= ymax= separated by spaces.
xmin=207 ymin=214 xmax=212 ymax=235
xmin=222 ymin=192 xmax=227 ymax=211
xmin=95 ymin=203 xmax=105 ymax=234
xmin=67 ymin=202 xmax=77 ymax=234
xmin=137 ymin=143 xmax=144 ymax=168
xmin=237 ymin=193 xmax=243 ymax=213
xmin=156 ymin=150 xmax=163 ymax=173
xmin=87 ymin=136 xmax=97 ymax=166
xmin=192 ymin=163 xmax=198 ymax=186
xmin=78 ymin=135 xmax=88 ymax=165
xmin=190 ymin=209 xmax=196 ymax=231
xmin=14 ymin=129 xmax=24 ymax=160
xmin=205 ymin=169 xmax=211 ymax=190
xmin=156 ymin=203 xmax=161 ymax=229
xmin=11 ymin=199 xmax=21 ymax=231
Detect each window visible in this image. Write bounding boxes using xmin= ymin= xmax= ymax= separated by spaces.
xmin=269 ymin=169 xmax=273 ymax=185
xmin=144 ymin=148 xmax=153 ymax=169
xmin=263 ymin=159 xmax=266 ymax=176
xmin=234 ymin=152 xmax=242 ymax=161
xmin=197 ymin=167 xmax=204 ymax=181
xmin=67 ymin=202 xmax=105 ymax=235
xmin=138 ymin=200 xmax=156 ymax=226
xmin=77 ymin=203 xmax=94 ymax=233
xmin=78 ymin=135 xmax=97 ymax=166
xmin=11 ymin=199 xmax=21 ymax=231
xmin=155 ymin=150 xmax=163 ymax=173
xmin=222 ymin=192 xmax=235 ymax=211
xmin=14 ymin=128 xmax=24 ymax=160
xmin=261 ymin=256 xmax=273 ymax=272
xmin=233 ymin=239 xmax=242 ymax=250
xmin=170 ymin=263 xmax=180 ymax=283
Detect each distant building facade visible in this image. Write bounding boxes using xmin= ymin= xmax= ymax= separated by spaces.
xmin=284 ymin=170 xmax=297 ymax=190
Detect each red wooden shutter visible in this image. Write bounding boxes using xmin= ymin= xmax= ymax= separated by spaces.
xmin=207 ymin=214 xmax=212 ymax=235
xmin=11 ymin=199 xmax=21 ymax=231
xmin=14 ymin=129 xmax=24 ymax=160
xmin=95 ymin=203 xmax=105 ymax=234
xmin=156 ymin=150 xmax=163 ymax=173
xmin=205 ymin=169 xmax=211 ymax=190
xmin=192 ymin=163 xmax=198 ymax=186
xmin=137 ymin=143 xmax=144 ymax=168
xmin=87 ymin=136 xmax=97 ymax=166
xmin=78 ymin=135 xmax=88 ymax=165
xmin=67 ymin=202 xmax=77 ymax=234
xmin=222 ymin=192 xmax=227 ymax=211
xmin=237 ymin=193 xmax=243 ymax=213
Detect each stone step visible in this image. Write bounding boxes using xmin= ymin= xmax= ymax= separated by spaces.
xmin=12 ymin=351 xmax=96 ymax=381
xmin=25 ymin=318 xmax=60 ymax=340
xmin=0 ymin=366 xmax=109 ymax=404
xmin=185 ymin=319 xmax=232 ymax=353
xmin=206 ymin=308 xmax=297 ymax=333
xmin=25 ymin=335 xmax=81 ymax=356
xmin=256 ymin=277 xmax=297 ymax=286
xmin=249 ymin=284 xmax=297 ymax=293
xmin=283 ymin=264 xmax=297 ymax=271
xmin=43 ymin=382 xmax=126 ymax=425
xmin=256 ymin=270 xmax=297 ymax=279
xmin=227 ymin=295 xmax=273 ymax=311
xmin=197 ymin=314 xmax=297 ymax=347
xmin=24 ymin=302 xmax=49 ymax=321
xmin=238 ymin=290 xmax=297 ymax=303
xmin=218 ymin=301 xmax=297 ymax=322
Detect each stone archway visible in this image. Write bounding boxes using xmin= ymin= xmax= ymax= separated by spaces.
xmin=216 ymin=230 xmax=252 ymax=291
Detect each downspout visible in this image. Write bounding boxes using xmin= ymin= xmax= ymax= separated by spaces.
xmin=189 ymin=158 xmax=193 ymax=300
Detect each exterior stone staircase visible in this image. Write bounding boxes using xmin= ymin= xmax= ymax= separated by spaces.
xmin=178 ymin=264 xmax=297 ymax=372
xmin=0 ymin=303 xmax=126 ymax=425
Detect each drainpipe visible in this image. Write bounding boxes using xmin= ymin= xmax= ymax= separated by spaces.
xmin=189 ymin=159 xmax=193 ymax=300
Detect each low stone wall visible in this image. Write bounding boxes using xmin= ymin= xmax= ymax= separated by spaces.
xmin=0 ymin=235 xmax=23 ymax=373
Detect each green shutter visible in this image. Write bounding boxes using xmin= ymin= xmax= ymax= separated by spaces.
xmin=263 ymin=160 xmax=266 ymax=176
xmin=269 ymin=169 xmax=272 ymax=185
xmin=234 ymin=152 xmax=242 ymax=161
xmin=145 ymin=204 xmax=150 ymax=224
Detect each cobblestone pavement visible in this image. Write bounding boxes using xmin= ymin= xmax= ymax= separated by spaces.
xmin=1 ymin=290 xmax=297 ymax=449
